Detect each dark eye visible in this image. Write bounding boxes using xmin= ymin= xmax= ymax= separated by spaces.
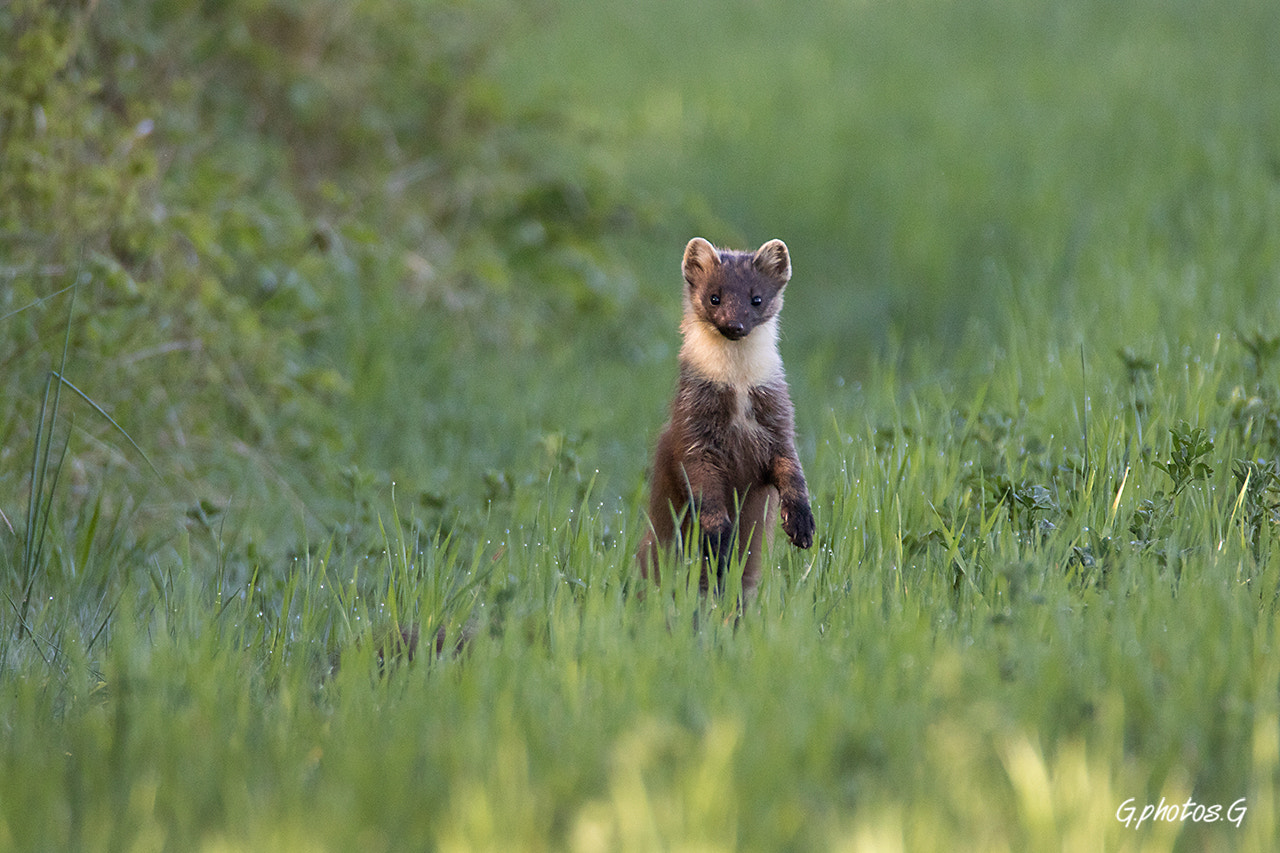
xmin=709 ymin=294 xmax=721 ymax=305
xmin=751 ymin=295 xmax=762 ymax=307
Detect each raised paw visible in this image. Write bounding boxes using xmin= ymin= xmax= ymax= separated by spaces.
xmin=781 ymin=500 xmax=815 ymax=549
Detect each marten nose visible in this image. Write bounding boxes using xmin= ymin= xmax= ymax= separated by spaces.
xmin=719 ymin=322 xmax=746 ymax=340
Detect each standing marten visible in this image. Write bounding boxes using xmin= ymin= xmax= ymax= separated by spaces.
xmin=638 ymin=237 xmax=814 ymax=597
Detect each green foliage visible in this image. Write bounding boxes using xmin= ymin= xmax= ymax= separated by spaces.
xmin=1232 ymin=458 xmax=1280 ymax=558
xmin=4 ymin=0 xmax=1280 ymax=849
xmin=1 ymin=0 xmax=639 ymax=560
xmin=1157 ymin=422 xmax=1215 ymax=496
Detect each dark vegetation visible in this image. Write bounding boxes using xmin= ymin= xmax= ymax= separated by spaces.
xmin=4 ymin=0 xmax=1280 ymax=848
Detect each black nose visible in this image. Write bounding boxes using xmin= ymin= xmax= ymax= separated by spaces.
xmin=719 ymin=322 xmax=746 ymax=340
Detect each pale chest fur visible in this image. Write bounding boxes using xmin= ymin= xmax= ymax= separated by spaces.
xmin=678 ymin=315 xmax=785 ymax=439
xmin=679 ymin=314 xmax=783 ymax=392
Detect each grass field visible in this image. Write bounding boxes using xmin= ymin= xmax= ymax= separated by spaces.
xmin=3 ymin=0 xmax=1280 ymax=849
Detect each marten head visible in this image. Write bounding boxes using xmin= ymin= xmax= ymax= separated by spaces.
xmin=681 ymin=238 xmax=791 ymax=341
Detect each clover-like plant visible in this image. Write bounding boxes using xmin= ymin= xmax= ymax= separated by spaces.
xmin=1155 ymin=422 xmax=1214 ymax=496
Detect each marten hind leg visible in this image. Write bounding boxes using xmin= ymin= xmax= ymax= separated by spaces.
xmin=639 ymin=430 xmax=684 ymax=589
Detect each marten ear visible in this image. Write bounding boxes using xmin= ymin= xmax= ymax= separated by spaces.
xmin=752 ymin=239 xmax=791 ymax=284
xmin=683 ymin=238 xmax=721 ymax=287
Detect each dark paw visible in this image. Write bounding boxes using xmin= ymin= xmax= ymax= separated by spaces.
xmin=701 ymin=525 xmax=734 ymax=569
xmin=782 ymin=501 xmax=815 ymax=549
xmin=697 ymin=515 xmax=734 ymax=591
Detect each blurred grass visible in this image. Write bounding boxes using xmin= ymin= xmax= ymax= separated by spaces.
xmin=501 ymin=0 xmax=1280 ymax=367
xmin=3 ymin=0 xmax=1280 ymax=848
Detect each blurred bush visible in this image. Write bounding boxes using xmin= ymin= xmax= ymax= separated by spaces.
xmin=1 ymin=0 xmax=638 ymax=560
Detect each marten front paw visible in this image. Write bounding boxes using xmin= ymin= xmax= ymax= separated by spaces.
xmin=699 ymin=512 xmax=734 ymax=577
xmin=781 ymin=501 xmax=815 ymax=549
xmin=699 ymin=509 xmax=732 ymax=540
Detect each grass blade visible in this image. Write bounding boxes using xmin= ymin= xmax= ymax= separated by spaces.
xmin=50 ymin=371 xmax=159 ymax=477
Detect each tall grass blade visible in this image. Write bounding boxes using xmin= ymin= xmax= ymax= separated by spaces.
xmin=16 ymin=281 xmax=78 ymax=638
xmin=50 ymin=371 xmax=159 ymax=477
xmin=0 ymin=282 xmax=79 ymax=324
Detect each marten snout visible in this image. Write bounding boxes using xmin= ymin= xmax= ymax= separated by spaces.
xmin=708 ymin=293 xmax=760 ymax=340
xmin=719 ymin=320 xmax=747 ymax=340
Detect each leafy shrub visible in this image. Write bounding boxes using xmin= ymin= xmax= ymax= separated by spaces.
xmin=1 ymin=0 xmax=640 ymax=616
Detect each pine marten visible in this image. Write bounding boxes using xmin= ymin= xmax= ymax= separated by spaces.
xmin=638 ymin=237 xmax=814 ymax=597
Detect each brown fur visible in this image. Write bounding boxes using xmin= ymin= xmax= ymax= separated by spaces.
xmin=638 ymin=238 xmax=814 ymax=597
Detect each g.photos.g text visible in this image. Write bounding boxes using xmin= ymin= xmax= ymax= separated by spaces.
xmin=1116 ymin=796 xmax=1246 ymax=830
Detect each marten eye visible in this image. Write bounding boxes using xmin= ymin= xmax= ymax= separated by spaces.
xmin=751 ymin=295 xmax=763 ymax=307
xmin=709 ymin=294 xmax=721 ymax=306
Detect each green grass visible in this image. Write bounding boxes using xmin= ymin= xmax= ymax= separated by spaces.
xmin=4 ymin=0 xmax=1280 ymax=849
xmin=5 ymin=347 xmax=1280 ymax=850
